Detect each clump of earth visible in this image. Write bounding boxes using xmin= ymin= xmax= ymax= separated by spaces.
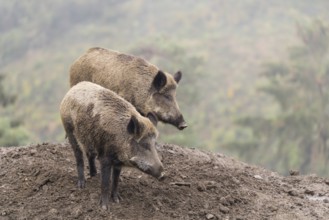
xmin=1 ymin=142 xmax=329 ymax=219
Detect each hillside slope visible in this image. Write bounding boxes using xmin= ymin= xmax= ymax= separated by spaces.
xmin=1 ymin=143 xmax=329 ymax=219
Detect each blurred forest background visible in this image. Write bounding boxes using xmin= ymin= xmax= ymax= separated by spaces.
xmin=1 ymin=0 xmax=329 ymax=176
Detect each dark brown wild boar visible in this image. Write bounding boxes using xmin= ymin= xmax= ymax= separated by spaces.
xmin=60 ymin=81 xmax=165 ymax=210
xmin=69 ymin=47 xmax=187 ymax=130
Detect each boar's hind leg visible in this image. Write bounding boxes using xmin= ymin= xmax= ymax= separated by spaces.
xmin=111 ymin=164 xmax=122 ymax=203
xmin=67 ymin=133 xmax=85 ymax=188
xmin=100 ymin=157 xmax=112 ymax=210
xmin=87 ymin=152 xmax=97 ymax=177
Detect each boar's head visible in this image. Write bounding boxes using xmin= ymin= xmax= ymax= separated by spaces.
xmin=127 ymin=113 xmax=165 ymax=180
xmin=146 ymin=70 xmax=187 ymax=130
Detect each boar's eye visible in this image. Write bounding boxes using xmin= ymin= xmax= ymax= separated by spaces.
xmin=163 ymin=94 xmax=172 ymax=101
xmin=140 ymin=143 xmax=151 ymax=151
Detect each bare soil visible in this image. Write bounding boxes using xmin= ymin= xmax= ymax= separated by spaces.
xmin=1 ymin=142 xmax=329 ymax=219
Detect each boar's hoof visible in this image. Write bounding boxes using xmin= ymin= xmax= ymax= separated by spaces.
xmin=111 ymin=193 xmax=122 ymax=203
xmin=77 ymin=179 xmax=86 ymax=188
xmin=100 ymin=197 xmax=109 ymax=210
xmin=101 ymin=204 xmax=108 ymax=210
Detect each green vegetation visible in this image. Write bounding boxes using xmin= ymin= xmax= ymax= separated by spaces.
xmin=0 ymin=75 xmax=30 ymax=146
xmin=227 ymin=21 xmax=329 ymax=175
xmin=1 ymin=0 xmax=329 ymax=175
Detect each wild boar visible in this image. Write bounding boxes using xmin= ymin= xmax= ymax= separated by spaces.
xmin=60 ymin=81 xmax=165 ymax=210
xmin=69 ymin=47 xmax=187 ymax=130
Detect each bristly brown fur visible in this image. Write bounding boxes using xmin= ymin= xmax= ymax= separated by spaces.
xmin=59 ymin=81 xmax=163 ymax=210
xmin=69 ymin=47 xmax=186 ymax=129
xmin=60 ymin=81 xmax=158 ymax=163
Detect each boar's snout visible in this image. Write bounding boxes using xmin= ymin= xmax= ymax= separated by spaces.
xmin=175 ymin=115 xmax=187 ymax=130
xmin=152 ymin=165 xmax=165 ymax=181
xmin=129 ymin=156 xmax=165 ymax=181
xmin=146 ymin=163 xmax=165 ymax=181
xmin=178 ymin=121 xmax=188 ymax=130
xmin=158 ymin=172 xmax=166 ymax=181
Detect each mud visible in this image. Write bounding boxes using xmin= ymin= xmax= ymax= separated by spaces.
xmin=1 ymin=143 xmax=329 ymax=219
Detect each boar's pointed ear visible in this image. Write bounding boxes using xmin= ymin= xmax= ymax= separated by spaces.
xmin=153 ymin=70 xmax=167 ymax=91
xmin=127 ymin=115 xmax=143 ymax=137
xmin=174 ymin=71 xmax=182 ymax=84
xmin=146 ymin=112 xmax=158 ymax=126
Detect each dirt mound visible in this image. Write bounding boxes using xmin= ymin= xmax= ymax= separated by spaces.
xmin=1 ymin=143 xmax=329 ymax=219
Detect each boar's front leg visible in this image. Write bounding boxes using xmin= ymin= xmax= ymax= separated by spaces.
xmin=111 ymin=164 xmax=122 ymax=203
xmin=67 ymin=133 xmax=85 ymax=188
xmin=99 ymin=156 xmax=112 ymax=210
xmin=87 ymin=151 xmax=97 ymax=177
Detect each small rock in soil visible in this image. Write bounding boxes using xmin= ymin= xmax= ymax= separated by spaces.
xmin=232 ymin=177 xmax=240 ymax=184
xmin=180 ymin=174 xmax=188 ymax=179
xmin=220 ymin=197 xmax=230 ymax=206
xmin=29 ymin=149 xmax=37 ymax=156
xmin=42 ymin=184 xmax=49 ymax=192
xmin=90 ymin=193 xmax=98 ymax=201
xmin=304 ymin=189 xmax=315 ymax=195
xmin=219 ymin=204 xmax=230 ymax=214
xmin=205 ymin=181 xmax=217 ymax=190
xmin=69 ymin=193 xmax=77 ymax=201
xmin=72 ymin=205 xmax=83 ymax=219
xmin=206 ymin=213 xmax=215 ymax=219
xmin=156 ymin=199 xmax=163 ymax=208
xmin=197 ymin=182 xmax=206 ymax=192
xmin=288 ymin=190 xmax=299 ymax=197
xmin=254 ymin=175 xmax=263 ymax=180
xmin=220 ymin=196 xmax=235 ymax=206
xmin=48 ymin=208 xmax=59 ymax=215
xmin=268 ymin=205 xmax=279 ymax=212
xmin=32 ymin=169 xmax=40 ymax=177
xmin=318 ymin=192 xmax=325 ymax=196
xmin=11 ymin=153 xmax=19 ymax=159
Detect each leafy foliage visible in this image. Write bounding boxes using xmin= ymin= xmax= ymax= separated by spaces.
xmin=0 ymin=75 xmax=29 ymax=146
xmin=228 ymin=21 xmax=329 ymax=175
xmin=0 ymin=75 xmax=16 ymax=107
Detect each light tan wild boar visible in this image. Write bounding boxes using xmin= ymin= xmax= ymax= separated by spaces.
xmin=69 ymin=47 xmax=187 ymax=130
xmin=60 ymin=81 xmax=165 ymax=210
